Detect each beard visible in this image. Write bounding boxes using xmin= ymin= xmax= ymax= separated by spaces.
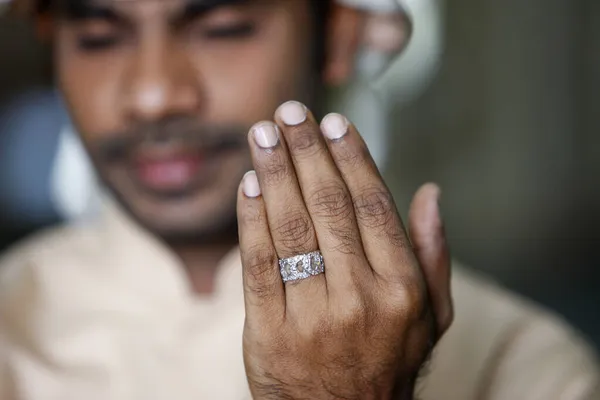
xmin=84 ymin=115 xmax=251 ymax=244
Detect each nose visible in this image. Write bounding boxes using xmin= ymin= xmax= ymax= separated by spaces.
xmin=121 ymin=36 xmax=202 ymax=123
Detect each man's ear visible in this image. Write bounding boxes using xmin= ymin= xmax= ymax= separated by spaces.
xmin=323 ymin=3 xmax=412 ymax=87
xmin=323 ymin=4 xmax=366 ymax=87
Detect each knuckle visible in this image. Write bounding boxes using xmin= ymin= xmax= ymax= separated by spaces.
xmin=353 ymin=187 xmax=410 ymax=249
xmin=330 ymin=227 xmax=361 ymax=256
xmin=298 ymin=313 xmax=333 ymax=342
xmin=335 ymin=296 xmax=369 ymax=331
xmin=387 ymin=277 xmax=427 ymax=321
xmin=256 ymin=151 xmax=291 ymax=186
xmin=239 ymin=201 xmax=265 ymax=227
xmin=273 ymin=212 xmax=315 ymax=251
xmin=307 ymin=183 xmax=361 ymax=254
xmin=353 ymin=187 xmax=396 ymax=228
xmin=286 ymin=126 xmax=323 ymax=157
xmin=243 ymin=246 xmax=278 ymax=295
xmin=307 ymin=182 xmax=353 ymax=221
xmin=387 ymin=230 xmax=411 ymax=250
xmin=334 ymin=140 xmax=371 ymax=172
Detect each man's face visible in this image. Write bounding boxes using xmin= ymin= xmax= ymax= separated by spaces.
xmin=54 ymin=0 xmax=317 ymax=239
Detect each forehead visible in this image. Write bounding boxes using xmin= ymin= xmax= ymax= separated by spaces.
xmin=55 ymin=0 xmax=255 ymax=17
xmin=58 ymin=0 xmax=247 ymax=7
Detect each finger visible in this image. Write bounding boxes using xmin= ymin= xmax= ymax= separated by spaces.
xmin=320 ymin=113 xmax=417 ymax=282
xmin=237 ymin=171 xmax=285 ymax=328
xmin=274 ymin=101 xmax=371 ymax=296
xmin=409 ymin=184 xmax=453 ymax=338
xmin=248 ymin=121 xmax=327 ymax=317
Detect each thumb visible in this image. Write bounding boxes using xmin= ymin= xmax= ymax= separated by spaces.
xmin=408 ymin=183 xmax=454 ymax=339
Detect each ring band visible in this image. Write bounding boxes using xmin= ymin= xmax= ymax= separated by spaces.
xmin=279 ymin=251 xmax=325 ymax=283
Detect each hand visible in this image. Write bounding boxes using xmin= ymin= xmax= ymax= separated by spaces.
xmin=237 ymin=101 xmax=453 ymax=400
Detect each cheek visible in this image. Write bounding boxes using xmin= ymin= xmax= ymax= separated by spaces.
xmin=203 ymin=57 xmax=292 ymax=123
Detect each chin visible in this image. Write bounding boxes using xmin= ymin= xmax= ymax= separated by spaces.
xmin=127 ymin=197 xmax=240 ymax=244
xmin=148 ymin=214 xmax=238 ymax=244
xmin=104 ymin=161 xmax=246 ymax=244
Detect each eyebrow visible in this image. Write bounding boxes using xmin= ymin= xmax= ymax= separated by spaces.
xmin=57 ymin=0 xmax=249 ymax=22
xmin=57 ymin=0 xmax=119 ymax=21
xmin=173 ymin=0 xmax=247 ymax=25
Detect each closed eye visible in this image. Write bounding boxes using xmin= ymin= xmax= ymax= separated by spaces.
xmin=201 ymin=22 xmax=257 ymax=39
xmin=77 ymin=34 xmax=122 ymax=51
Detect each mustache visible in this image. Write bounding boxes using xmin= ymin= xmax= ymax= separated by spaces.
xmin=91 ymin=117 xmax=249 ymax=163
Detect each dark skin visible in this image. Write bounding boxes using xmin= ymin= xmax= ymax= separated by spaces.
xmin=41 ymin=0 xmax=453 ymax=397
xmin=54 ymin=0 xmax=317 ymax=291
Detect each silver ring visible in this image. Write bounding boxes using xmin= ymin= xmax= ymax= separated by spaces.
xmin=279 ymin=251 xmax=325 ymax=283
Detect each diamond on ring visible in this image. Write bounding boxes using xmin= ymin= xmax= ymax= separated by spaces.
xmin=279 ymin=251 xmax=325 ymax=283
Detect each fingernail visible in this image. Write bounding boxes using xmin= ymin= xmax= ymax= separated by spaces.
xmin=243 ymin=171 xmax=261 ymax=198
xmin=278 ymin=101 xmax=307 ymax=126
xmin=321 ymin=113 xmax=349 ymax=140
xmin=252 ymin=123 xmax=279 ymax=149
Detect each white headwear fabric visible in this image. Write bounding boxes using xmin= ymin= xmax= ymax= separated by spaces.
xmin=375 ymin=0 xmax=444 ymax=101
xmin=337 ymin=0 xmax=401 ymax=13
xmin=335 ymin=0 xmax=444 ymax=100
xmin=338 ymin=0 xmax=444 ymax=170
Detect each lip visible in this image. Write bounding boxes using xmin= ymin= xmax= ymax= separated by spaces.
xmin=132 ymin=152 xmax=205 ymax=193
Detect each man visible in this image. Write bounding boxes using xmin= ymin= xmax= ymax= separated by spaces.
xmin=0 ymin=0 xmax=598 ymax=399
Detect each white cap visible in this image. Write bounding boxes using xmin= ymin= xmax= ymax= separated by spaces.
xmin=2 ymin=0 xmax=407 ymax=17
xmin=336 ymin=0 xmax=402 ymax=14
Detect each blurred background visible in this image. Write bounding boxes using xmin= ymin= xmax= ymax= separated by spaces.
xmin=0 ymin=0 xmax=599 ymax=348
